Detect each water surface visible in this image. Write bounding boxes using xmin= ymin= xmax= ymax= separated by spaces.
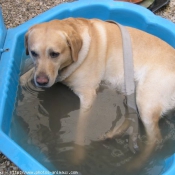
xmin=10 ymin=58 xmax=175 ymax=175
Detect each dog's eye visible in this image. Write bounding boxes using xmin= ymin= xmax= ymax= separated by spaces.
xmin=31 ymin=51 xmax=38 ymax=57
xmin=50 ymin=52 xmax=60 ymax=58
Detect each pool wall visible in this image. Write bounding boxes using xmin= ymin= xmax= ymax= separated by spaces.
xmin=1 ymin=0 xmax=175 ymax=174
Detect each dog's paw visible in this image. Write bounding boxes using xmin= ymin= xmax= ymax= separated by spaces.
xmin=99 ymin=130 xmax=114 ymax=141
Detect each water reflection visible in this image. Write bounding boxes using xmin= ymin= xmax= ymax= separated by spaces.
xmin=10 ymin=58 xmax=175 ymax=175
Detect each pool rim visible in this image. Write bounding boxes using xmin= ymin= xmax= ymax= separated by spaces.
xmin=0 ymin=0 xmax=175 ymax=174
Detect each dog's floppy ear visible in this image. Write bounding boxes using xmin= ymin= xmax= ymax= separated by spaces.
xmin=66 ymin=30 xmax=82 ymax=62
xmin=25 ymin=25 xmax=38 ymax=55
xmin=25 ymin=31 xmax=29 ymax=55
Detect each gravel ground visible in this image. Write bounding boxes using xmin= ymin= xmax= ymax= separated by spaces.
xmin=0 ymin=0 xmax=175 ymax=174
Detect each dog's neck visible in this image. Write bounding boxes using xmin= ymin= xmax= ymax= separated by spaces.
xmin=55 ymin=29 xmax=91 ymax=82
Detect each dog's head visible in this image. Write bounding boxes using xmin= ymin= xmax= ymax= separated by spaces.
xmin=25 ymin=19 xmax=82 ymax=88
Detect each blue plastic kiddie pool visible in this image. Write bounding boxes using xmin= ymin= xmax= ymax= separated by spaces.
xmin=1 ymin=0 xmax=175 ymax=174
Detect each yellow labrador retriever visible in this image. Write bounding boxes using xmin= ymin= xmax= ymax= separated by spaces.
xmin=25 ymin=18 xmax=175 ymax=169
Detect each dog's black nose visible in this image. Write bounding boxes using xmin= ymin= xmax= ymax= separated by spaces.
xmin=36 ymin=73 xmax=49 ymax=86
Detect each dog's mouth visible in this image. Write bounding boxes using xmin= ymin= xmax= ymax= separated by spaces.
xmin=58 ymin=66 xmax=67 ymax=76
xmin=34 ymin=80 xmax=51 ymax=89
xmin=34 ymin=63 xmax=72 ymax=86
xmin=55 ymin=67 xmax=66 ymax=83
xmin=56 ymin=64 xmax=71 ymax=82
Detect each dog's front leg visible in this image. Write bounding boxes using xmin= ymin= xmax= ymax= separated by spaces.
xmin=72 ymin=88 xmax=96 ymax=164
xmin=75 ymin=88 xmax=97 ymax=146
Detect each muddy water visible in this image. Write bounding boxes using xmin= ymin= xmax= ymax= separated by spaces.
xmin=10 ymin=58 xmax=175 ymax=175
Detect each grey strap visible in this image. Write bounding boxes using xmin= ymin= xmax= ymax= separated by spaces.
xmin=118 ymin=24 xmax=135 ymax=95
xmin=106 ymin=21 xmax=137 ymax=111
xmin=106 ymin=21 xmax=139 ymax=153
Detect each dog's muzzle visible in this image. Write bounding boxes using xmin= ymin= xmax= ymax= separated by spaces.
xmin=35 ymin=72 xmax=49 ymax=87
